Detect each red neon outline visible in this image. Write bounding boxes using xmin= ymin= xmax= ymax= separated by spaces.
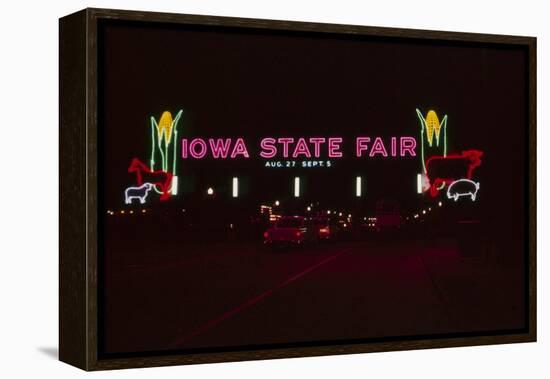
xmin=425 ymin=150 xmax=483 ymax=198
xmin=128 ymin=158 xmax=173 ymax=201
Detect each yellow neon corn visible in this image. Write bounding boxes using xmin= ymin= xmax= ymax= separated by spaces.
xmin=158 ymin=111 xmax=173 ymax=143
xmin=425 ymin=110 xmax=442 ymax=146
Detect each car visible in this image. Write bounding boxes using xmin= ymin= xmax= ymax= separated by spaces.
xmin=263 ymin=216 xmax=317 ymax=246
xmin=310 ymin=217 xmax=340 ymax=241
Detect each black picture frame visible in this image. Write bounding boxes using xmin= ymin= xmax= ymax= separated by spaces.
xmin=59 ymin=8 xmax=536 ymax=371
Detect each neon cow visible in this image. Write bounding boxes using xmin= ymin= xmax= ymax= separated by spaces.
xmin=447 ymin=179 xmax=480 ymax=202
xmin=425 ymin=150 xmax=483 ymax=197
xmin=128 ymin=158 xmax=173 ymax=201
xmin=125 ymin=183 xmax=154 ymax=204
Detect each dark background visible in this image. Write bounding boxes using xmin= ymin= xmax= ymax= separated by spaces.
xmin=100 ymin=21 xmax=526 ymax=219
xmin=98 ymin=20 xmax=528 ymax=356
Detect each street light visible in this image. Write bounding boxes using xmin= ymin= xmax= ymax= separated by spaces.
xmin=294 ymin=177 xmax=300 ymax=197
xmin=232 ymin=177 xmax=238 ymax=198
xmin=207 ymin=187 xmax=214 ymax=195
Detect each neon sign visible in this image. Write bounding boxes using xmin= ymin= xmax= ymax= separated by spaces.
xmin=180 ymin=136 xmax=417 ymax=160
xmin=425 ymin=150 xmax=483 ymax=197
xmin=447 ymin=179 xmax=480 ymax=201
xmin=125 ymin=183 xmax=154 ymax=204
xmin=415 ymin=108 xmax=483 ymax=198
xmin=150 ymin=110 xmax=183 ymax=196
xmin=128 ymin=158 xmax=173 ymax=201
xmin=416 ymin=109 xmax=447 ymax=174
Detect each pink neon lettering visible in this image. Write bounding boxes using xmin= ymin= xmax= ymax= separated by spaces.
xmin=189 ymin=139 xmax=207 ymax=158
xmin=181 ymin=139 xmax=188 ymax=158
xmin=391 ymin=137 xmax=397 ymax=156
xmin=231 ymin=138 xmax=250 ymax=158
xmin=328 ymin=138 xmax=343 ymax=158
xmin=260 ymin=138 xmax=277 ymax=158
xmin=278 ymin=138 xmax=294 ymax=158
xmin=209 ymin=138 xmax=232 ymax=158
xmin=356 ymin=137 xmax=370 ymax=157
xmin=369 ymin=137 xmax=388 ymax=157
xmin=400 ymin=137 xmax=417 ymax=157
xmin=309 ymin=137 xmax=325 ymax=158
xmin=293 ymin=138 xmax=312 ymax=158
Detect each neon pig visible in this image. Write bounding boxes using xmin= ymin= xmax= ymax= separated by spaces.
xmin=181 ymin=138 xmax=250 ymax=159
xmin=356 ymin=137 xmax=417 ymax=157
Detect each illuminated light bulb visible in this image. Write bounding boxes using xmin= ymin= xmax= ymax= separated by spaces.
xmin=422 ymin=210 xmax=426 ymax=214
xmin=327 ymin=210 xmax=331 ymax=215
xmin=120 ymin=210 xmax=125 ymax=214
xmin=307 ymin=206 xmax=311 ymax=211
xmin=275 ymin=200 xmax=280 ymax=206
xmin=428 ymin=207 xmax=431 ymax=211
xmin=142 ymin=209 xmax=146 ymax=213
xmin=417 ymin=173 xmax=423 ymax=194
xmin=339 ymin=212 xmax=343 ymax=217
xmin=438 ymin=201 xmax=442 ymax=207
xmin=207 ymin=187 xmax=214 ymax=195
xmin=232 ymin=177 xmax=239 ymax=198
xmin=129 ymin=210 xmax=134 ymax=214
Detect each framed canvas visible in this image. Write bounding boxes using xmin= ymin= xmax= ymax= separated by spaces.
xmin=59 ymin=8 xmax=536 ymax=370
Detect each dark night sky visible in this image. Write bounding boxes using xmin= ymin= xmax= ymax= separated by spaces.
xmin=99 ymin=20 xmax=527 ymax=224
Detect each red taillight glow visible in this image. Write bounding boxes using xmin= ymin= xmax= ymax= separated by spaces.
xmin=263 ymin=232 xmax=269 ymax=239
xmin=319 ymin=227 xmax=330 ymax=234
xmin=295 ymin=231 xmax=302 ymax=237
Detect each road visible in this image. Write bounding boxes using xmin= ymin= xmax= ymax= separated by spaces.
xmin=102 ymin=238 xmax=525 ymax=355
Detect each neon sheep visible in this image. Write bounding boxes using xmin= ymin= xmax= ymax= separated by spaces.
xmin=125 ymin=183 xmax=154 ymax=204
xmin=447 ymin=179 xmax=480 ymax=202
